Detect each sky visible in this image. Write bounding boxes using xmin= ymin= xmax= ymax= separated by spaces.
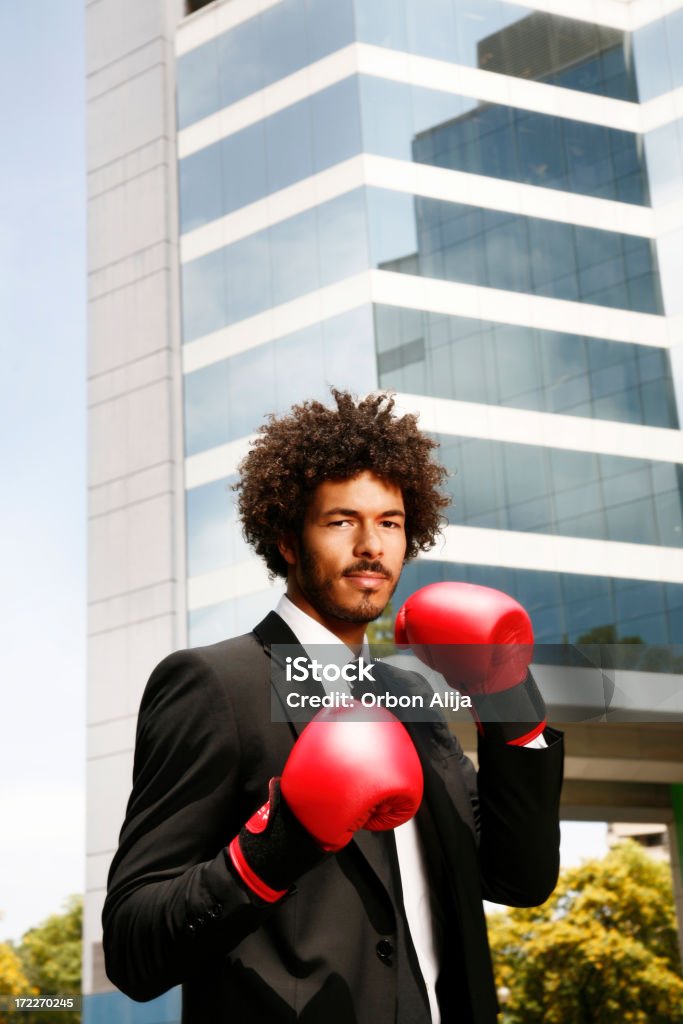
xmin=0 ymin=0 xmax=86 ymax=942
xmin=0 ymin=0 xmax=613 ymax=947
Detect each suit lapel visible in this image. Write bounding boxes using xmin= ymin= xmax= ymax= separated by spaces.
xmin=370 ymin=662 xmax=497 ymax=998
xmin=252 ymin=612 xmax=397 ymax=900
xmin=253 ymin=611 xmax=327 ymax=736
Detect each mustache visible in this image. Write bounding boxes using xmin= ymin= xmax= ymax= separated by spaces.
xmin=342 ymin=560 xmax=393 ymax=581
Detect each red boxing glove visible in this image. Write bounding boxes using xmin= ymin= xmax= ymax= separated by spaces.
xmin=395 ymin=581 xmax=533 ymax=694
xmin=395 ymin=582 xmax=546 ymax=745
xmin=229 ymin=703 xmax=423 ymax=902
xmin=281 ymin=702 xmax=423 ymax=850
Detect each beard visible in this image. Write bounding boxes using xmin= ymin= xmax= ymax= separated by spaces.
xmin=297 ymin=544 xmax=398 ymax=624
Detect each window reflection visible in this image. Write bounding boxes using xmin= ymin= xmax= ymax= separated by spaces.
xmin=433 ymin=433 xmax=683 ymax=549
xmin=372 ymin=189 xmax=663 ymax=315
xmin=180 ymin=74 xmax=651 ymax=238
xmin=186 ymin=476 xmax=249 ymax=577
xmin=177 ymin=0 xmax=355 ymax=129
xmin=375 ymin=305 xmax=678 ymax=429
xmin=181 ymin=190 xmax=368 ymax=342
xmin=394 ymin=561 xmax=683 ymax=655
xmin=179 ymin=80 xmax=360 ymax=235
xmin=183 ymin=306 xmax=376 ymax=455
xmin=644 ymin=120 xmax=683 ymax=208
xmin=188 ymin=590 xmax=279 ymax=647
xmin=178 ymin=0 xmax=683 ymax=135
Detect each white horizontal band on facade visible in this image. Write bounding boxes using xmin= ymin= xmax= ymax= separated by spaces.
xmin=180 ymin=154 xmax=655 ymax=268
xmin=176 ymin=0 xmax=683 ymax=60
xmin=177 ymin=40 xmax=683 ymax=164
xmin=182 ymin=269 xmax=671 ymax=383
xmin=358 ymin=47 xmax=683 ymax=136
xmin=371 ymin=270 xmax=672 ymax=348
xmin=643 ymin=85 xmax=683 ymax=135
xmin=176 ymin=0 xmax=283 ymax=57
xmin=178 ymin=44 xmax=640 ymax=162
xmin=177 ymin=46 xmax=359 ymax=160
xmin=187 ymin=557 xmax=280 ymax=611
xmin=499 ymin=0 xmax=683 ymax=32
xmin=186 ymin=527 xmax=683 ymax=610
xmin=424 ymin=523 xmax=683 ymax=585
xmin=353 ymin=45 xmax=642 ymax=133
xmin=184 ymin=387 xmax=681 ymax=496
xmin=185 ymin=434 xmax=254 ymax=490
xmin=395 ymin=390 xmax=683 ymax=465
xmin=654 ymin=196 xmax=683 ymax=237
xmin=182 ymin=273 xmax=373 ymax=374
xmin=370 ymin=155 xmax=655 ymax=235
xmin=181 ymin=156 xmax=361 ymax=263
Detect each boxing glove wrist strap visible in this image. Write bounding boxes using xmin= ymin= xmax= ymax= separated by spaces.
xmin=471 ymin=672 xmax=547 ymax=745
xmin=228 ymin=778 xmax=327 ymax=903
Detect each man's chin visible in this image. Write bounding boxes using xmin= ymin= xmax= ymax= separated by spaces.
xmin=333 ymin=598 xmax=387 ymax=624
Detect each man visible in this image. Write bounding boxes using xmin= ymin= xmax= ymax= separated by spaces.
xmin=103 ymin=390 xmax=563 ymax=1023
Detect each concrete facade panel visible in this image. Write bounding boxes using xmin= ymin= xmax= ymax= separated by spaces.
xmin=86 ymin=0 xmax=169 ymax=76
xmin=88 ymin=240 xmax=171 ymax=300
xmin=88 ymin=717 xmax=137 ymax=761
xmin=89 ymin=463 xmax=175 ymax=518
xmin=89 ymin=349 xmax=170 ymax=405
xmin=88 ymin=614 xmax=177 ymax=724
xmin=88 ymin=378 xmax=172 ymax=487
xmin=88 ymin=270 xmax=171 ymax=376
xmin=88 ymin=138 xmax=168 ymax=201
xmin=87 ymin=751 xmax=132 ymax=855
xmin=88 ymin=493 xmax=174 ymax=600
xmin=88 ymin=581 xmax=176 ymax=636
xmin=88 ymin=166 xmax=169 ymax=271
xmin=87 ymin=38 xmax=169 ymax=105
xmin=87 ymin=65 xmax=168 ymax=170
xmin=87 ymin=851 xmax=116 ymax=894
xmin=86 ymin=0 xmax=185 ymax=1001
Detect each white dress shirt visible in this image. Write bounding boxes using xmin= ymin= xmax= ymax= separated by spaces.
xmin=275 ymin=594 xmax=442 ymax=1022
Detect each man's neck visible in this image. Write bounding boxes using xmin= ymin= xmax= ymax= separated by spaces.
xmin=284 ymin=586 xmax=366 ymax=653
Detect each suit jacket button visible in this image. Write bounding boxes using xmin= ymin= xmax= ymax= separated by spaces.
xmin=376 ymin=939 xmax=394 ymax=965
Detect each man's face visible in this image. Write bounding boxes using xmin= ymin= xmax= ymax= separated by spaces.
xmin=279 ymin=471 xmax=407 ymax=634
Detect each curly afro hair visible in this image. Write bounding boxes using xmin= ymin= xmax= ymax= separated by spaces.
xmin=235 ymin=389 xmax=450 ymax=579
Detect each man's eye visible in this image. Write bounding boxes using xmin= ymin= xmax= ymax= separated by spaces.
xmin=381 ymin=521 xmax=402 ymax=528
xmin=329 ymin=519 xmax=352 ymax=527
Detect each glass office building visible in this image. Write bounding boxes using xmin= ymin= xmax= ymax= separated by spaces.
xmin=85 ymin=1 xmax=683 ymax=1020
xmin=177 ymin=0 xmax=683 ymax=654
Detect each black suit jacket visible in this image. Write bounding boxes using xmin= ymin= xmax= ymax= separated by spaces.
xmin=103 ymin=612 xmax=563 ymax=1023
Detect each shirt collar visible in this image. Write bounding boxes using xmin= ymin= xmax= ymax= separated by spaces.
xmin=275 ymin=593 xmax=370 ymax=665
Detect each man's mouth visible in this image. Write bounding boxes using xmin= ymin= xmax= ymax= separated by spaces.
xmin=343 ymin=571 xmax=390 ymax=590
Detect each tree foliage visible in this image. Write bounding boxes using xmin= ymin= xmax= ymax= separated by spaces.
xmin=0 ymin=897 xmax=82 ymax=1024
xmin=488 ymin=840 xmax=683 ymax=1023
xmin=367 ymin=601 xmax=397 ymax=653
xmin=18 ymin=894 xmax=82 ymax=997
xmin=0 ymin=940 xmax=34 ymax=997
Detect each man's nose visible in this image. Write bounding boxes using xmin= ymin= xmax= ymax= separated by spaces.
xmin=354 ymin=524 xmax=383 ymax=558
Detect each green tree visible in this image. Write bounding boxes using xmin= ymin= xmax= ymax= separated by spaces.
xmin=0 ymin=941 xmax=35 ymax=996
xmin=367 ymin=601 xmax=397 ymax=653
xmin=488 ymin=841 xmax=683 ymax=1023
xmin=16 ymin=896 xmax=82 ymax=1024
xmin=0 ymin=910 xmax=38 ymax=1024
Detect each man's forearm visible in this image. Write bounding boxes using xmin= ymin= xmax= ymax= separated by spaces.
xmin=476 ymin=727 xmax=564 ymax=907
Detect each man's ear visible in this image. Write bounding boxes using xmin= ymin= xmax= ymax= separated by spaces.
xmin=277 ymin=534 xmax=298 ymax=567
